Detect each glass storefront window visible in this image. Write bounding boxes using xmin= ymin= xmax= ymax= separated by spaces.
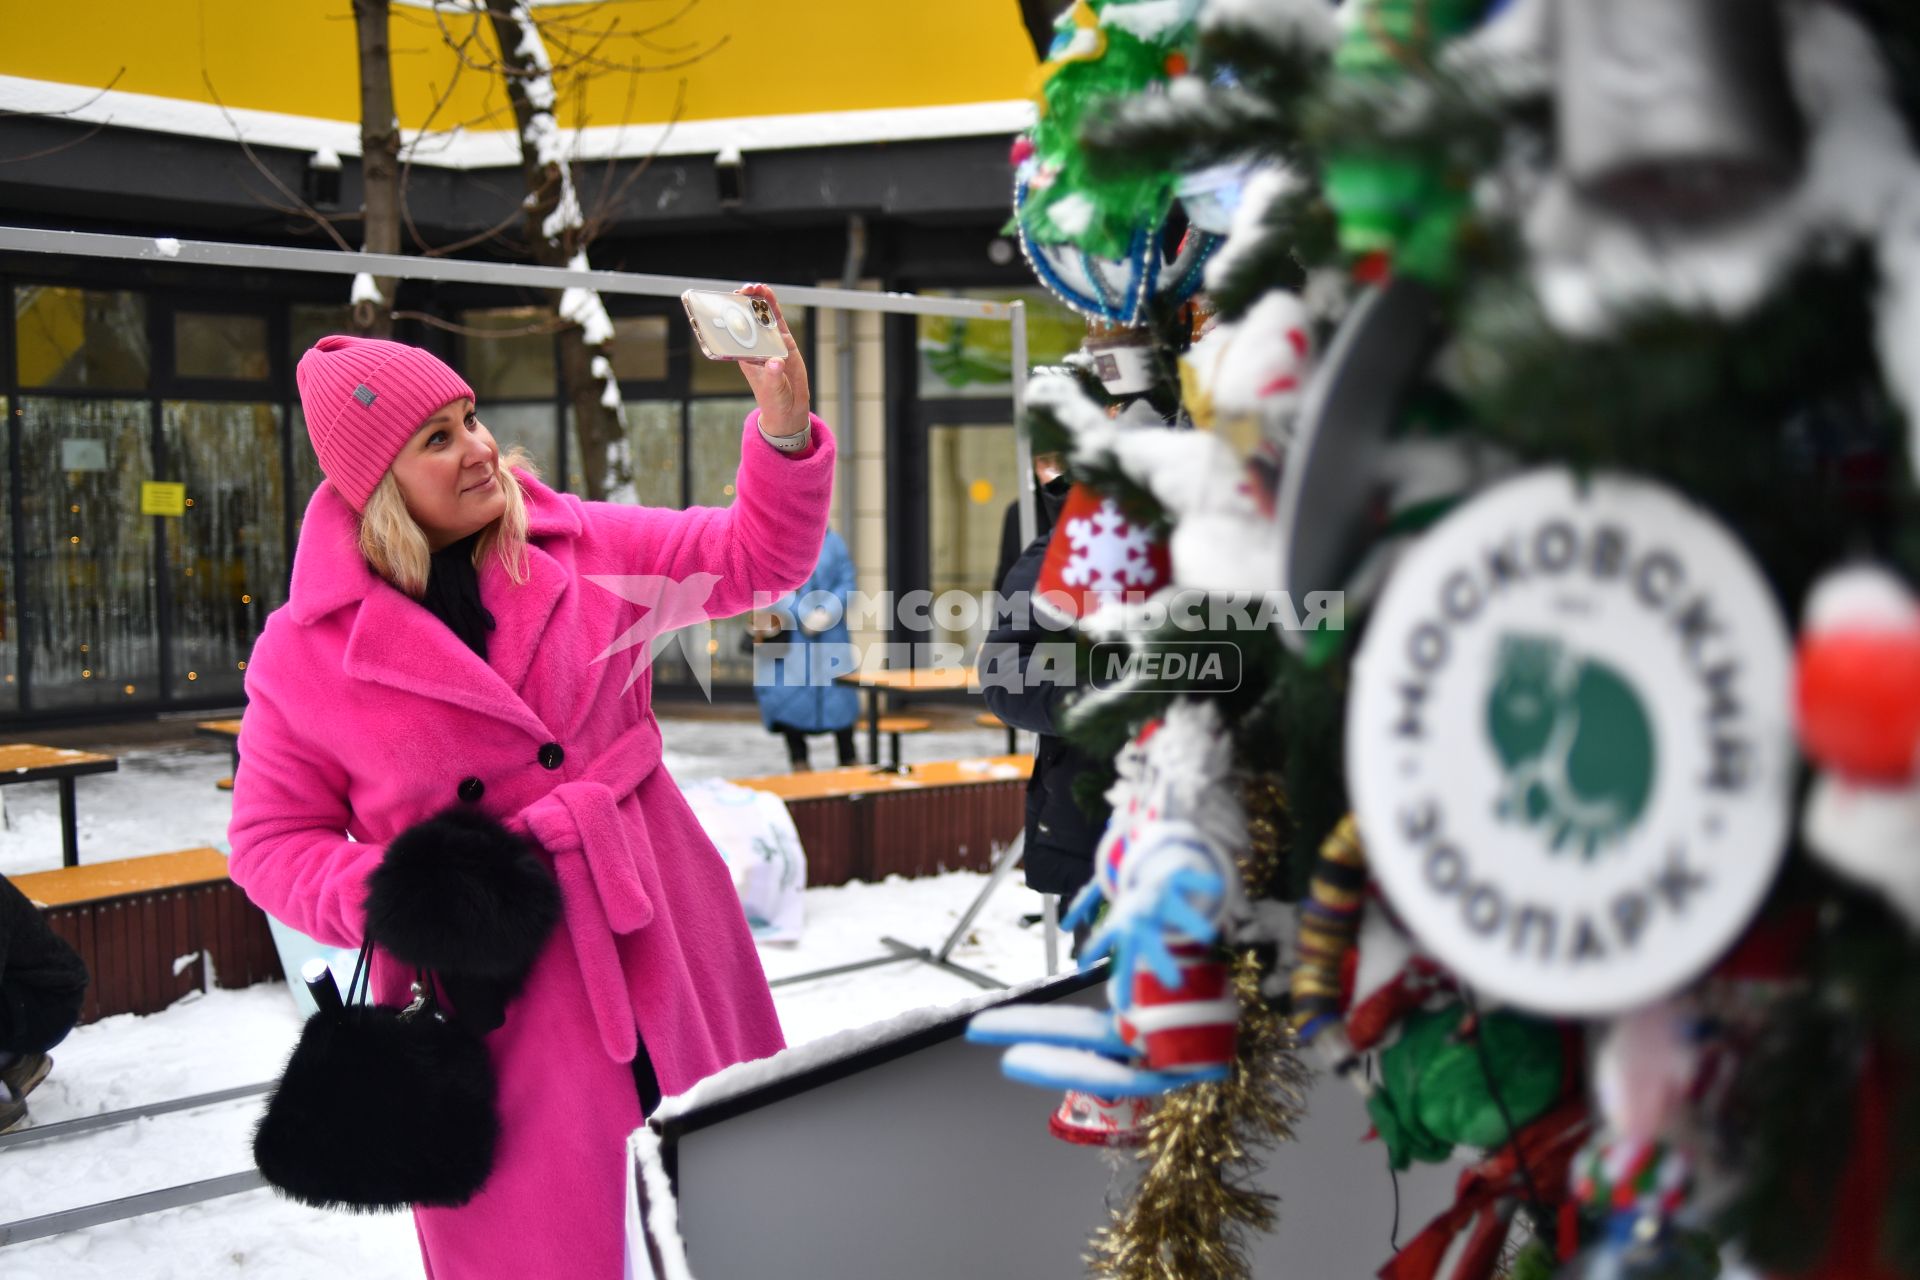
xmin=687 ymin=398 xmax=756 ymax=508
xmin=685 ymin=397 xmax=761 ymax=685
xmin=0 ymin=398 xmax=14 ymax=711
xmin=291 ymin=303 xmax=354 ymax=359
xmin=916 ymin=289 xmax=1081 ymax=399
xmin=689 ymin=307 xmax=809 ymax=395
xmin=608 ymin=316 xmax=669 ymax=382
xmin=15 ymin=288 xmax=149 ymax=391
xmin=617 ymin=401 xmax=683 ymax=507
xmin=289 ymin=406 xmax=329 ymax=537
xmin=928 ymin=423 xmax=1018 ymax=657
xmin=161 ymin=402 xmax=287 ymax=700
xmin=175 ymin=312 xmax=270 ymax=381
xmin=480 ymin=403 xmax=560 ymax=487
xmin=463 ymin=308 xmax=557 ymax=400
xmin=19 ymin=397 xmax=159 ymax=708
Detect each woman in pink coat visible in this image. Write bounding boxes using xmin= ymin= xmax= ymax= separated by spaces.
xmin=228 ymin=286 xmax=829 ymax=1278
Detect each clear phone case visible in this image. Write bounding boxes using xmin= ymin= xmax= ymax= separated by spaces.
xmin=682 ymin=290 xmax=787 ymax=362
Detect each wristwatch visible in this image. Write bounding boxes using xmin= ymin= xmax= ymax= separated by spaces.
xmin=758 ymin=417 xmax=812 ymax=454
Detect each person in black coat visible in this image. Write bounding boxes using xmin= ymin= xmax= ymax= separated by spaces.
xmin=980 ymin=458 xmax=1110 ymax=910
xmin=0 ymin=874 xmax=89 ymax=1131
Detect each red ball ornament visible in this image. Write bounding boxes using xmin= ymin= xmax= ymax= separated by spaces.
xmin=1795 ymin=629 xmax=1920 ymax=781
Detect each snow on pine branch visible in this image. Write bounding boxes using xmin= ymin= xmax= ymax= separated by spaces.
xmin=1528 ymin=2 xmax=1920 ymax=336
xmin=1201 ymin=0 xmax=1336 ymax=51
xmin=1204 ymin=164 xmax=1302 ymax=293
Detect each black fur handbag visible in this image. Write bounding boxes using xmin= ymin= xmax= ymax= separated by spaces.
xmin=252 ymin=943 xmax=499 ymax=1211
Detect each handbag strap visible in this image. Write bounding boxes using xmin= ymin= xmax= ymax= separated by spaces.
xmin=345 ymin=937 xmax=376 ymax=1007
xmin=341 ymin=939 xmax=439 ymax=1018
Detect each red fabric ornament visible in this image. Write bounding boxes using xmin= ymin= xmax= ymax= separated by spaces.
xmin=1379 ymin=1101 xmax=1593 ymax=1280
xmin=1795 ymin=566 xmax=1920 ymax=780
xmin=1796 ymin=631 xmax=1920 ymax=780
xmin=1033 ymin=484 xmax=1172 ymax=621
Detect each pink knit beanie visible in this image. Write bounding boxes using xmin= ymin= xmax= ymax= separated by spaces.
xmin=295 ymin=335 xmax=475 ymax=512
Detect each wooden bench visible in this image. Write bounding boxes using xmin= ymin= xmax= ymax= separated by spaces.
xmin=733 ymin=755 xmax=1033 ymax=886
xmin=0 ymin=743 xmax=120 ymax=868
xmin=859 ymin=715 xmax=932 ymax=770
xmin=11 ymin=848 xmax=283 ymax=1024
xmin=196 ymin=718 xmax=243 ymax=790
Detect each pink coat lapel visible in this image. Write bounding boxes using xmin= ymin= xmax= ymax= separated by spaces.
xmin=287 ymin=471 xmax=580 ymax=740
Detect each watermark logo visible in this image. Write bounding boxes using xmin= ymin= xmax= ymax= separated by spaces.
xmin=584 ymin=574 xmax=723 ymax=695
xmin=584 ymin=578 xmax=1342 ymax=700
xmin=1089 ymin=642 xmax=1242 ymax=693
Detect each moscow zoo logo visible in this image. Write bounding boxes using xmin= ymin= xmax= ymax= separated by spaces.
xmin=1486 ymin=635 xmax=1654 ymax=860
xmin=1346 ymin=471 xmax=1794 ymax=1018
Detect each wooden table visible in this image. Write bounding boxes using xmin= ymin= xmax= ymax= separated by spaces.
xmin=836 ymin=666 xmax=980 ymax=767
xmin=0 ymin=743 xmax=119 ymax=868
xmin=195 ymin=718 xmax=243 ymax=782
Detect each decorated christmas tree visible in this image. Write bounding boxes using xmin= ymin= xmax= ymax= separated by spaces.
xmin=973 ymin=1 xmax=1920 ymax=1278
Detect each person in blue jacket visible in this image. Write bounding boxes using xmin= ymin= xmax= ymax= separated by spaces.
xmin=750 ymin=528 xmax=861 ymax=771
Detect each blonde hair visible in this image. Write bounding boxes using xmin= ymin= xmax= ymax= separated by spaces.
xmin=358 ymin=446 xmax=538 ymax=598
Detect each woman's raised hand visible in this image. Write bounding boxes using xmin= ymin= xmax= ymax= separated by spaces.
xmin=734 ymin=283 xmax=811 ymax=439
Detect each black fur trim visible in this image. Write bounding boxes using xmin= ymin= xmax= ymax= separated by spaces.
xmin=365 ymin=807 xmax=560 ymax=982
xmin=254 ymin=1003 xmax=497 ymax=1211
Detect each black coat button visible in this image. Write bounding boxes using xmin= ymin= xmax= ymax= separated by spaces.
xmin=538 ymin=742 xmax=565 ymax=770
xmin=457 ymin=776 xmax=485 ymax=803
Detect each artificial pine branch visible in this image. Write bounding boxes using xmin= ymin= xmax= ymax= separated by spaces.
xmin=1452 ymin=256 xmax=1919 ymax=606
xmin=1082 ymin=83 xmax=1295 ymax=181
xmin=1209 ymin=186 xmax=1327 ymax=320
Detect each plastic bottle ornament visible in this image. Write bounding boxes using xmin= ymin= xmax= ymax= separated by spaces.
xmin=1555 ymin=0 xmax=1804 ymax=225
xmin=1033 ymin=484 xmax=1172 ymax=622
xmin=1794 ymin=566 xmax=1920 ymax=782
xmin=1048 ymin=1090 xmax=1153 ymax=1147
xmin=1117 ymin=942 xmax=1238 ymax=1074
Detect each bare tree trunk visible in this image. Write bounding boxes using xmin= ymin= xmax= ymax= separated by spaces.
xmin=352 ymin=0 xmax=399 ymax=337
xmin=483 ymin=1 xmax=629 ymax=501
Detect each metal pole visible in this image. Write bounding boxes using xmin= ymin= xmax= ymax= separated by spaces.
xmin=0 ymin=227 xmax=1013 ymax=320
xmin=934 ymin=830 xmax=1025 ymax=964
xmin=837 ymin=215 xmax=867 ymax=542
xmin=0 ymin=1081 xmax=276 ymax=1152
xmin=0 ymin=1171 xmax=267 ymax=1246
xmin=1010 ymin=300 xmax=1035 ymax=547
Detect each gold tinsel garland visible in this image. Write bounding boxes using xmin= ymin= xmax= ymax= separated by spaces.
xmin=1087 ymin=778 xmax=1313 ymax=1280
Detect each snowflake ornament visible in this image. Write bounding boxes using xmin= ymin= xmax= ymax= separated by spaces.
xmin=1061 ymin=499 xmax=1161 ymax=595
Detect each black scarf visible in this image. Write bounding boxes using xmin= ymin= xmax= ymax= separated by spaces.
xmin=420 ymin=533 xmax=497 ymax=661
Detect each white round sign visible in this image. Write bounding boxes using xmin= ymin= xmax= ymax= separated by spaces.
xmin=1345 ymin=470 xmax=1794 ymax=1016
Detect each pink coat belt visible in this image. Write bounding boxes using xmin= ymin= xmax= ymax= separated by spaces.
xmin=515 ymin=718 xmax=665 ymax=1061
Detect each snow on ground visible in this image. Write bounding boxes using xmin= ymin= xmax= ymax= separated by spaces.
xmin=0 ymin=711 xmax=1048 ymax=1278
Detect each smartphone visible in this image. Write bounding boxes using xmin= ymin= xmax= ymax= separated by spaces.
xmin=682 ymin=289 xmax=787 ymax=362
